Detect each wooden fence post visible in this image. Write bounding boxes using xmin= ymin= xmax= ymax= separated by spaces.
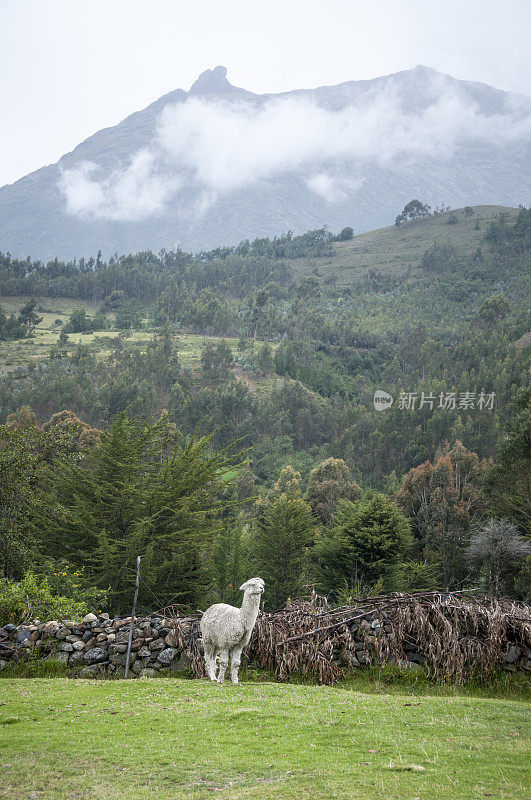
xmin=124 ymin=556 xmax=141 ymax=679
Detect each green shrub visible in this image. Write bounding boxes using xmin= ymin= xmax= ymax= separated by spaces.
xmin=0 ymin=573 xmax=90 ymax=625
xmin=34 ymin=560 xmax=108 ymax=612
xmin=335 ymin=226 xmax=354 ymax=241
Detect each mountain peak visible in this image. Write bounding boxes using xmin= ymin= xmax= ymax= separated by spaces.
xmin=412 ymin=64 xmax=437 ymax=73
xmin=1 ymin=66 xmax=529 ymax=260
xmin=189 ymin=65 xmax=231 ymax=95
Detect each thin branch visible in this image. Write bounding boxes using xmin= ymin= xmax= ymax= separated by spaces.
xmin=281 ymin=589 xmax=483 ymax=644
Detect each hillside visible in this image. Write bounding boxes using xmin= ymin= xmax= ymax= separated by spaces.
xmin=1 ymin=204 xmax=529 ymax=492
xmin=0 ymin=204 xmax=525 ymax=370
xmin=0 ymin=204 xmax=529 ymax=620
xmin=293 ymin=204 xmax=519 ymax=284
xmin=1 ymin=66 xmax=530 ymax=260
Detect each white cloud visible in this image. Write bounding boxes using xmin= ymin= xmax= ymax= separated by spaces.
xmin=58 ymin=149 xmax=181 ymax=221
xmin=306 ymin=173 xmax=365 ymax=203
xmin=58 ymin=86 xmax=531 ymax=221
xmin=306 ymin=173 xmax=347 ymax=203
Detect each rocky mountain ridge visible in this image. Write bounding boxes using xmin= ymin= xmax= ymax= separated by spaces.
xmin=1 ymin=65 xmax=530 ymax=260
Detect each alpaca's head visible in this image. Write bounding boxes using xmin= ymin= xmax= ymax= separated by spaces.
xmin=239 ymin=577 xmax=265 ymax=597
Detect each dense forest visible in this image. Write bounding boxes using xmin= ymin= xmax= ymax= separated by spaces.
xmin=0 ymin=205 xmax=529 ymax=619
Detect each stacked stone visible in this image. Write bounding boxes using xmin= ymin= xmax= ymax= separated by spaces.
xmin=333 ymin=610 xmax=385 ymax=669
xmin=1 ymin=609 xmax=529 ymax=678
xmin=0 ymin=613 xmax=196 ymax=678
xmin=336 ymin=609 xmax=531 ymax=672
xmin=347 ymin=610 xmax=425 ymax=668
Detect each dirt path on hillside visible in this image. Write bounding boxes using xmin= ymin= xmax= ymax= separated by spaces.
xmin=231 ymin=362 xmax=259 ymax=395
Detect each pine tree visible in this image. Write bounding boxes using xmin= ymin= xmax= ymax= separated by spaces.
xmin=253 ymin=493 xmax=316 ymax=610
xmin=315 ymin=494 xmax=412 ymax=595
xmin=483 ymin=389 xmax=530 ymax=533
xmin=39 ymin=414 xmax=242 ymax=611
xmin=0 ymin=420 xmax=74 ymax=579
xmin=212 ymin=519 xmax=248 ymax=605
xmin=17 ymin=298 xmax=42 ymax=334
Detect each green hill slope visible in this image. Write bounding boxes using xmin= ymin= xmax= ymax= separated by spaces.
xmin=285 ymin=205 xmax=527 ymax=336
xmin=293 ymin=205 xmax=518 ymax=284
xmin=0 ymin=204 xmax=528 ymax=486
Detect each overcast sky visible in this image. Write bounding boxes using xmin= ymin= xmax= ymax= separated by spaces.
xmin=1 ymin=0 xmax=530 ymax=188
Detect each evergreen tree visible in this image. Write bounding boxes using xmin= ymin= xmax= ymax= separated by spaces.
xmin=252 ymin=493 xmax=316 ymax=610
xmin=17 ymin=298 xmax=42 ymax=334
xmin=483 ymin=389 xmax=530 ymax=533
xmin=212 ymin=519 xmax=248 ymax=605
xmin=256 ymin=342 xmax=274 ymax=373
xmin=38 ymin=414 xmax=242 ymax=611
xmin=315 ymin=494 xmax=412 ymax=595
xmin=0 ymin=420 xmax=75 ymax=579
xmin=0 ymin=307 xmax=25 ymax=340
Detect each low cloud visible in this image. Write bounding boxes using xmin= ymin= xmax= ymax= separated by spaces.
xmin=58 ymin=85 xmax=531 ymax=222
xmin=306 ymin=173 xmax=348 ymax=204
xmin=306 ymin=173 xmax=364 ymax=204
xmin=59 ymin=149 xmax=180 ymax=221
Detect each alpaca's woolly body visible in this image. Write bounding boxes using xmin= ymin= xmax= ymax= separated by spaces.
xmin=200 ymin=577 xmax=264 ymax=683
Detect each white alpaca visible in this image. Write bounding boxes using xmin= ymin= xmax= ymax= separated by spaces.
xmin=200 ymin=577 xmax=265 ymax=684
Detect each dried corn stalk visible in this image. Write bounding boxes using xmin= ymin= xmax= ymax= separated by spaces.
xmin=166 ymin=593 xmax=530 ymax=685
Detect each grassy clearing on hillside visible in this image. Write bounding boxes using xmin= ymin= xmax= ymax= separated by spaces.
xmin=0 ymin=301 xmax=249 ymax=371
xmin=292 ymin=205 xmax=519 ymax=284
xmin=0 ymin=296 xmax=100 ymax=320
xmin=175 ymin=334 xmax=242 ymax=367
xmin=0 ymin=678 xmax=528 ymax=800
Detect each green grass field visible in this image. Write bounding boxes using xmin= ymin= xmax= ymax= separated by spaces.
xmin=0 ymin=297 xmax=247 ymax=371
xmin=1 ymin=677 xmax=529 ymax=800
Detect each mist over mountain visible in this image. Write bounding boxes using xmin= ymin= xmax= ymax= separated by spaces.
xmin=1 ymin=64 xmax=530 ymax=260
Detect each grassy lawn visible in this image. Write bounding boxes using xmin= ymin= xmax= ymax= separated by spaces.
xmin=0 ymin=678 xmax=528 ymax=800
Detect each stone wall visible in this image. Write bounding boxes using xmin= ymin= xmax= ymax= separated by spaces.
xmin=333 ymin=608 xmax=529 ymax=672
xmin=1 ymin=608 xmax=529 ymax=679
xmin=0 ymin=613 xmax=197 ymax=678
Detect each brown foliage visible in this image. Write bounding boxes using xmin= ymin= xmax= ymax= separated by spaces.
xmin=169 ymin=592 xmax=531 ymax=686
xmin=373 ymin=594 xmax=531 ymax=683
xmin=42 ymin=410 xmax=101 ymax=449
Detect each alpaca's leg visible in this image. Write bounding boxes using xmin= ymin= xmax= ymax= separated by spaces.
xmin=203 ymin=641 xmax=217 ymax=682
xmin=217 ymin=648 xmax=229 ymax=683
xmin=230 ymin=647 xmax=243 ymax=684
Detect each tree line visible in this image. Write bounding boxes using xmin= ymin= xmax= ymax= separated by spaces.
xmin=0 ymin=207 xmax=529 ymax=619
xmin=1 ymin=394 xmax=528 ymax=622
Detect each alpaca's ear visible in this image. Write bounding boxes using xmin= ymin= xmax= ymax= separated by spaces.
xmin=239 ymin=581 xmax=248 ymax=591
